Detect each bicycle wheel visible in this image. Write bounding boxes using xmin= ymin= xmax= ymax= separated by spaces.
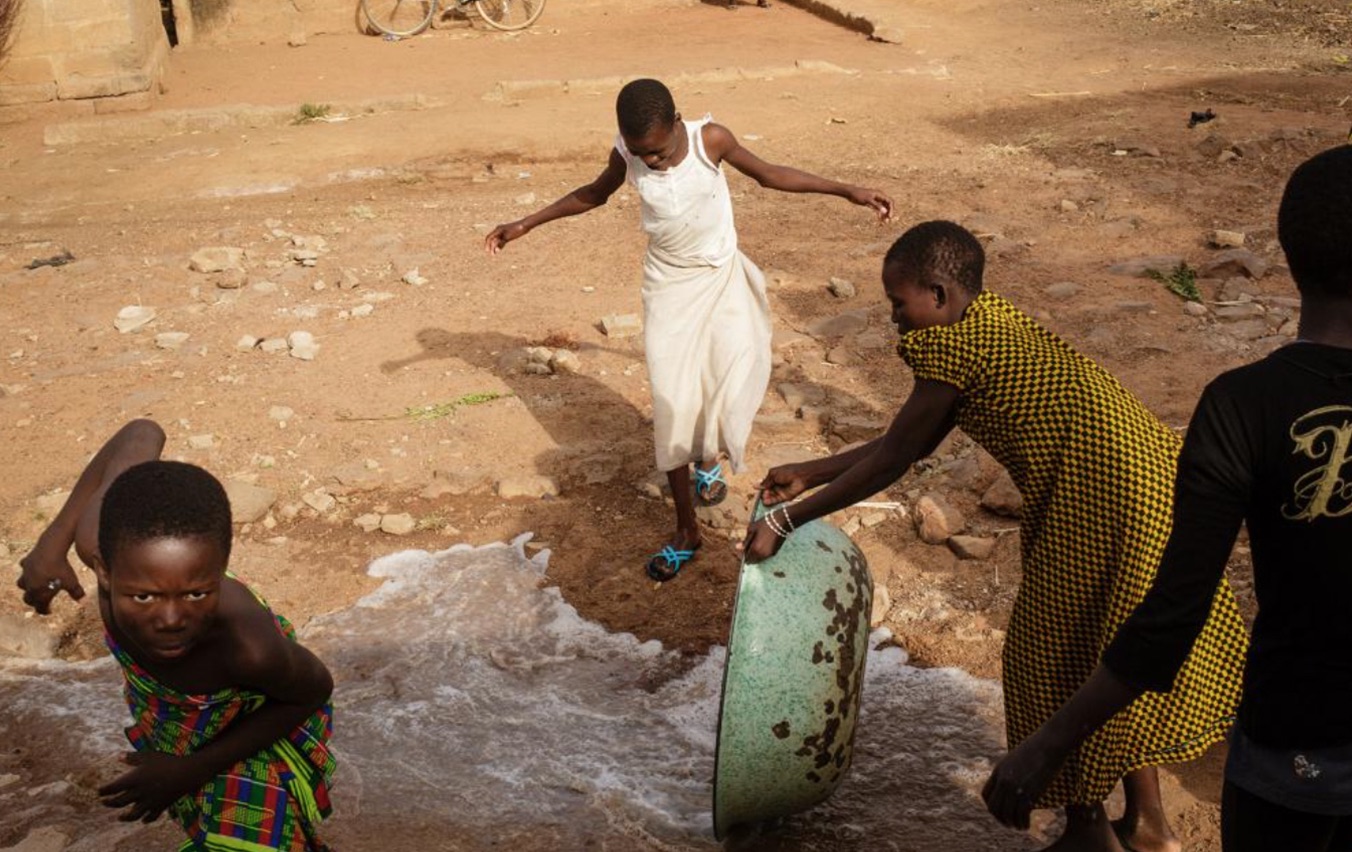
xmin=473 ymin=0 xmax=545 ymax=31
xmin=362 ymin=0 xmax=437 ymax=37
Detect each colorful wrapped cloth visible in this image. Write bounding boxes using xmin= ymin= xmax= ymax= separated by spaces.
xmin=106 ymin=594 xmax=335 ymax=852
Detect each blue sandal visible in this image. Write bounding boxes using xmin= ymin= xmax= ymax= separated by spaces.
xmin=693 ymin=463 xmax=728 ymax=506
xmin=646 ymin=545 xmax=698 ymax=582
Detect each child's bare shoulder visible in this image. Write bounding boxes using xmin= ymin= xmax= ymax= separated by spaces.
xmin=700 ymin=121 xmax=737 ymax=155
xmin=214 ymin=579 xmax=300 ymax=680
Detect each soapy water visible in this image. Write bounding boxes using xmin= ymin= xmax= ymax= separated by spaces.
xmin=0 ymin=536 xmax=1039 ymax=851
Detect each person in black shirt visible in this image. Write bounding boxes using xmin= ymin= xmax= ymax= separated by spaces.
xmin=981 ymin=144 xmax=1352 ymax=851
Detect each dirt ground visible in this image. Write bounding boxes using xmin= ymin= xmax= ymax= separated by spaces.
xmin=1 ymin=0 xmax=1349 ymax=847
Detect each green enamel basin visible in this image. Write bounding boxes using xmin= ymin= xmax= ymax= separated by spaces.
xmin=713 ymin=505 xmax=873 ymax=839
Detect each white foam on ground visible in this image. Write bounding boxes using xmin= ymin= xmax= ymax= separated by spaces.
xmin=0 ymin=537 xmax=1038 ymax=851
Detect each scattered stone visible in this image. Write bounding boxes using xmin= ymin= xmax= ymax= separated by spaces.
xmin=402 ymin=268 xmax=428 ymax=286
xmin=1184 ymin=301 xmax=1210 ymax=318
xmin=496 ymin=475 xmax=560 ymax=499
xmin=4 ymin=825 xmax=68 ymax=851
xmin=337 ymin=268 xmax=361 ymax=289
xmin=827 ymin=277 xmax=856 ymax=299
xmin=291 ymin=249 xmax=320 ymax=266
xmin=515 ymin=192 xmax=537 ymax=206
xmin=915 ymin=494 xmax=965 ymax=544
xmin=252 ymin=279 xmax=280 ymax=294
xmin=601 ymin=313 xmax=642 ymax=338
xmin=695 ymin=504 xmax=738 ymax=530
xmin=113 ymin=305 xmax=157 ymax=333
xmin=1201 ymin=249 xmax=1268 ymax=280
xmin=981 ymin=471 xmax=1022 ymax=517
xmin=380 ymin=513 xmax=417 ymax=535
xmin=1059 ymin=199 xmax=1079 ymax=213
xmin=825 ymin=345 xmax=855 ymax=366
xmin=754 ymin=411 xmax=801 ymax=439
xmin=1114 ymin=139 xmax=1161 ymax=158
xmin=155 ymin=332 xmax=190 ymax=350
xmin=187 ymin=433 xmax=215 ymax=450
xmin=549 ymin=349 xmax=582 ymax=374
xmin=1257 ymin=295 xmax=1301 ymax=310
xmin=223 ymin=480 xmax=277 ymax=523
xmin=1214 ymin=303 xmax=1265 ymax=321
xmin=1044 ymin=282 xmax=1081 ymax=300
xmin=354 ymin=513 xmax=382 ymax=533
xmin=1210 ymin=229 xmax=1246 ymax=249
xmin=869 ymin=583 xmax=891 ymax=627
xmin=1194 ymin=133 xmax=1231 ymax=159
xmin=854 ymin=331 xmax=889 ymax=350
xmin=830 ymin=414 xmax=888 ymax=443
xmin=1217 ymin=276 xmax=1261 ymax=302
xmin=216 ymin=268 xmax=247 ymax=290
xmin=1107 ymin=256 xmax=1185 ymax=278
xmin=189 ymin=246 xmax=245 ymax=274
xmin=771 ymin=328 xmax=810 ymax=351
xmin=1223 ymin=319 xmax=1271 ymax=341
xmin=778 ymin=382 xmax=827 ymax=411
xmin=302 ymin=490 xmax=336 ymax=513
xmin=259 ymin=337 xmax=290 ymax=354
xmin=268 ymin=405 xmax=295 ymax=423
xmin=0 ymin=612 xmax=57 ymax=659
xmin=807 ymin=310 xmax=870 ymax=339
xmin=859 ymin=510 xmax=890 ymax=529
xmin=350 ymin=304 xmax=375 ymax=318
xmin=841 ymin=516 xmax=863 ymax=537
xmin=938 ymin=455 xmax=983 ymax=489
xmin=949 ymin=534 xmax=996 ymax=560
xmin=333 ymin=461 xmax=382 ymax=490
xmin=288 ymin=331 xmax=319 ymax=360
xmin=430 ymin=468 xmax=492 ymax=495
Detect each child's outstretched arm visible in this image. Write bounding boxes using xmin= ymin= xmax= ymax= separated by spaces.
xmin=484 ymin=149 xmax=628 ymax=254
xmin=17 ymin=419 xmax=165 ymax=614
xmin=742 ymin=379 xmax=959 ymax=561
xmin=702 ymin=123 xmax=893 ymax=221
xmin=98 ymin=595 xmax=334 ymax=823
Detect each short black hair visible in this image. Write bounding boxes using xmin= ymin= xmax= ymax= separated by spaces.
xmin=1278 ymin=145 xmax=1352 ymax=299
xmin=884 ymin=220 xmax=985 ymax=296
xmin=616 ymin=78 xmax=676 ymax=139
xmin=99 ymin=461 xmax=233 ymax=567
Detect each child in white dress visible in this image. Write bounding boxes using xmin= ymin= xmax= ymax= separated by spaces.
xmin=486 ymin=78 xmax=891 ymax=581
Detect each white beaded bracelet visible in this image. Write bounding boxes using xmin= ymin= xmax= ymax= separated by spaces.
xmin=764 ymin=508 xmax=789 ymax=539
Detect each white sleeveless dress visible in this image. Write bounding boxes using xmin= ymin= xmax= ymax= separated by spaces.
xmin=615 ymin=116 xmax=773 ymax=473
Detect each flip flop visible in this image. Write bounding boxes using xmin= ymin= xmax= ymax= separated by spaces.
xmin=646 ymin=544 xmax=699 ymax=582
xmin=693 ymin=463 xmax=728 ymax=506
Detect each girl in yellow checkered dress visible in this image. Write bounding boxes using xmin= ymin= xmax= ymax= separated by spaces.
xmin=742 ymin=221 xmax=1247 ymax=852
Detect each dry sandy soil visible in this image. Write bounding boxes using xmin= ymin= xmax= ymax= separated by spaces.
xmin=0 ymin=0 xmax=1349 ymax=847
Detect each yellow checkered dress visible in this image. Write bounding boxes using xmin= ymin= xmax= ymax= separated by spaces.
xmin=898 ymin=290 xmax=1248 ymax=807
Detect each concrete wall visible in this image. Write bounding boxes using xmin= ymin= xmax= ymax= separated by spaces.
xmin=0 ymin=0 xmax=169 ymax=108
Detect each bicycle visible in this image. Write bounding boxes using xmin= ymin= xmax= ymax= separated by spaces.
xmin=362 ymin=0 xmax=544 ymax=37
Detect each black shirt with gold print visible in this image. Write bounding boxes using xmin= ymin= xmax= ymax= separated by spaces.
xmin=1105 ymin=342 xmax=1352 ymax=749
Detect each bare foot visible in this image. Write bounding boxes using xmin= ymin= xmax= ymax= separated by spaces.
xmin=1042 ymin=805 xmax=1127 ymax=852
xmin=1111 ymin=817 xmax=1181 ymax=852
